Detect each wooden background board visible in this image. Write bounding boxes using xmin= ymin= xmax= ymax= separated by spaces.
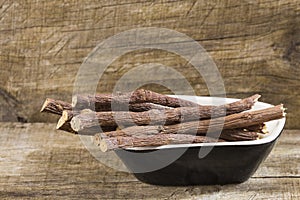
xmin=0 ymin=123 xmax=299 ymax=199
xmin=1 ymin=1 xmax=299 ymax=199
xmin=0 ymin=0 xmax=299 ymax=128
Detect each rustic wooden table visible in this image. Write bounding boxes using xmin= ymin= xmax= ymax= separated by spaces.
xmin=0 ymin=123 xmax=299 ymax=199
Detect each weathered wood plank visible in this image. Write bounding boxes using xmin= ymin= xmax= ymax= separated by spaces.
xmin=0 ymin=0 xmax=299 ymax=128
xmin=0 ymin=178 xmax=299 ymax=199
xmin=0 ymin=123 xmax=299 ymax=199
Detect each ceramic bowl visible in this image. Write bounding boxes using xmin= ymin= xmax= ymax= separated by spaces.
xmin=115 ymin=96 xmax=286 ymax=185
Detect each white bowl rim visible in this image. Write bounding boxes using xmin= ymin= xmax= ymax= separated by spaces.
xmin=126 ymin=95 xmax=286 ymax=150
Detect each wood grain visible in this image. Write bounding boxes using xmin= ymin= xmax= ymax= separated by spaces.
xmin=0 ymin=0 xmax=299 ymax=130
xmin=0 ymin=122 xmax=299 ymax=199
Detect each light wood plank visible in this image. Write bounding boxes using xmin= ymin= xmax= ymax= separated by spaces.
xmin=0 ymin=123 xmax=299 ymax=199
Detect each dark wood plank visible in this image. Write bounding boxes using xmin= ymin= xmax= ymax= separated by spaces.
xmin=0 ymin=0 xmax=299 ymax=128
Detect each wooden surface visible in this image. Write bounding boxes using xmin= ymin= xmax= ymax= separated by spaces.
xmin=0 ymin=122 xmax=299 ymax=199
xmin=0 ymin=0 xmax=299 ymax=128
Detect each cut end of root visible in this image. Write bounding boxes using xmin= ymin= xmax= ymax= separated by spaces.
xmin=40 ymin=98 xmax=50 ymax=112
xmin=56 ymin=116 xmax=65 ymax=130
xmin=281 ymin=104 xmax=287 ymax=117
xmin=70 ymin=117 xmax=81 ymax=132
xmin=258 ymin=133 xmax=266 ymax=139
xmin=261 ymin=124 xmax=269 ymax=134
xmin=62 ymin=110 xmax=69 ymax=121
xmin=278 ymin=104 xmax=287 ymax=117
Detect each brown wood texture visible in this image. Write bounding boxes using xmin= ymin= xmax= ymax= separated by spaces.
xmin=0 ymin=123 xmax=299 ymax=199
xmin=96 ymin=128 xmax=260 ymax=143
xmin=98 ymin=134 xmax=222 ymax=152
xmin=0 ymin=0 xmax=299 ymax=128
xmin=70 ymin=94 xmax=260 ymax=131
xmin=56 ymin=110 xmax=78 ymax=133
xmin=95 ymin=105 xmax=284 ymax=138
xmin=72 ymin=89 xmax=200 ymax=110
xmin=40 ymin=98 xmax=72 ymax=115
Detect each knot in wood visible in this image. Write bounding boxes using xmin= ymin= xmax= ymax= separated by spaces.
xmin=243 ymin=112 xmax=252 ymax=119
xmin=158 ymin=125 xmax=165 ymax=133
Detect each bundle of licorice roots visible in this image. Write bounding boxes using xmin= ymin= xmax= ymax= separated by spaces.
xmin=40 ymin=89 xmax=286 ymax=152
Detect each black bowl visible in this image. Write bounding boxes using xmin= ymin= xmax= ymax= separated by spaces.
xmin=114 ymin=96 xmax=286 ymax=186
